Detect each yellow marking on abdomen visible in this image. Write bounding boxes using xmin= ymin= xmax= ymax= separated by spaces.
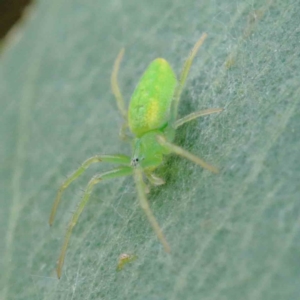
xmin=146 ymin=99 xmax=160 ymax=127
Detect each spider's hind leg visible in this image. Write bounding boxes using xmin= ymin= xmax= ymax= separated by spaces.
xmin=157 ymin=135 xmax=219 ymax=174
xmin=111 ymin=48 xmax=130 ymax=141
xmin=174 ymin=108 xmax=223 ymax=128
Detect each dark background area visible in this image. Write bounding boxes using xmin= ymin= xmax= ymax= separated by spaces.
xmin=0 ymin=0 xmax=32 ymax=40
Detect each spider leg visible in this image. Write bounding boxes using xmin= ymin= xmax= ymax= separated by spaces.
xmin=134 ymin=168 xmax=170 ymax=253
xmin=174 ymin=108 xmax=223 ymax=128
xmin=49 ymin=155 xmax=130 ymax=225
xmin=111 ymin=48 xmax=127 ymax=119
xmin=111 ymin=48 xmax=131 ymax=141
xmin=56 ymin=166 xmax=133 ymax=279
xmin=170 ymin=33 xmax=207 ymax=123
xmin=145 ymin=172 xmax=165 ymax=186
xmin=157 ymin=135 xmax=219 ymax=174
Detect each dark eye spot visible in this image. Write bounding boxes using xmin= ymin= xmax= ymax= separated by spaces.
xmin=131 ymin=157 xmax=139 ymax=167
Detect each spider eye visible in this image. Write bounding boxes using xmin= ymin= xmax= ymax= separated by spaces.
xmin=131 ymin=157 xmax=139 ymax=167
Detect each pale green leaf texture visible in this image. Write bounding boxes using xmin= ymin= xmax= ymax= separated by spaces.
xmin=1 ymin=0 xmax=300 ymax=299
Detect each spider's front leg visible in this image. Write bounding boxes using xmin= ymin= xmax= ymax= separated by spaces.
xmin=134 ymin=168 xmax=170 ymax=253
xmin=49 ymin=154 xmax=130 ymax=225
xmin=56 ymin=166 xmax=133 ymax=279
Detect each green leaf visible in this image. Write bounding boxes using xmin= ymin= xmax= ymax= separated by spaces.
xmin=1 ymin=0 xmax=299 ymax=299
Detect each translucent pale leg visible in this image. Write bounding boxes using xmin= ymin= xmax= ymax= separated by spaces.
xmin=145 ymin=172 xmax=165 ymax=186
xmin=111 ymin=48 xmax=127 ymax=120
xmin=111 ymin=48 xmax=133 ymax=140
xmin=49 ymin=155 xmax=130 ymax=226
xmin=171 ymin=33 xmax=208 ymax=122
xmin=134 ymin=168 xmax=171 ymax=253
xmin=56 ymin=166 xmax=133 ymax=279
xmin=174 ymin=108 xmax=223 ymax=128
xmin=119 ymin=121 xmax=132 ymax=141
xmin=157 ymin=135 xmax=219 ymax=174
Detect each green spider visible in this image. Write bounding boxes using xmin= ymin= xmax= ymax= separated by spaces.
xmin=49 ymin=33 xmax=222 ymax=278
